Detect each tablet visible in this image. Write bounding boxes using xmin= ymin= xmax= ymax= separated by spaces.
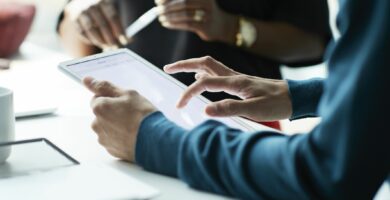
xmin=0 ymin=138 xmax=78 ymax=179
xmin=59 ymin=49 xmax=259 ymax=131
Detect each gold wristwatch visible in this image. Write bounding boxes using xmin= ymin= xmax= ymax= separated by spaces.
xmin=235 ymin=17 xmax=257 ymax=48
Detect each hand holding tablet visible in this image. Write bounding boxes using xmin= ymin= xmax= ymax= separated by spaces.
xmin=58 ymin=49 xmax=257 ymax=131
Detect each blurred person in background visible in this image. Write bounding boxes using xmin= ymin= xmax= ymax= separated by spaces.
xmin=58 ymin=0 xmax=330 ymax=129
xmin=58 ymin=0 xmax=330 ymax=86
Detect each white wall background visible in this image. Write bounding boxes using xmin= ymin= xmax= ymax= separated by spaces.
xmin=11 ymin=0 xmax=68 ymax=51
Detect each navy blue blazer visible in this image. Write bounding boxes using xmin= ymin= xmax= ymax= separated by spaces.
xmin=135 ymin=0 xmax=390 ymax=199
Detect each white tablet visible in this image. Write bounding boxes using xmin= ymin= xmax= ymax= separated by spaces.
xmin=59 ymin=49 xmax=264 ymax=131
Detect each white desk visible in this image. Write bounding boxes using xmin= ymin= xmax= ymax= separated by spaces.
xmin=1 ymin=43 xmax=389 ymax=200
xmin=0 ymin=43 xmax=231 ymax=200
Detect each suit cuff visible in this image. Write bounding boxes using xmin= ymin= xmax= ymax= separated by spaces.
xmin=287 ymin=78 xmax=324 ymax=120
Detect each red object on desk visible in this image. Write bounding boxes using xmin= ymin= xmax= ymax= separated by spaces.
xmin=260 ymin=121 xmax=281 ymax=130
xmin=244 ymin=117 xmax=281 ymax=130
xmin=0 ymin=2 xmax=36 ymax=58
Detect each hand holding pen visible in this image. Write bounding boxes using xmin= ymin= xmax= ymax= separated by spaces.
xmin=64 ymin=0 xmax=129 ymax=50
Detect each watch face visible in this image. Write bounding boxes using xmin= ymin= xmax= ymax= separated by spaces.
xmin=240 ymin=18 xmax=257 ymax=47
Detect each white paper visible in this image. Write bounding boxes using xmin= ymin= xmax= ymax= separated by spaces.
xmin=0 ymin=164 xmax=159 ymax=200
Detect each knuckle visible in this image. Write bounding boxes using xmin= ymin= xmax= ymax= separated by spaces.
xmin=197 ymin=76 xmax=211 ymax=85
xmin=89 ymin=4 xmax=99 ymax=11
xmin=197 ymin=74 xmax=208 ymax=81
xmin=80 ymin=10 xmax=88 ymax=17
xmin=91 ymin=121 xmax=99 ymax=132
xmin=94 ymin=81 xmax=108 ymax=91
xmin=93 ymin=100 xmax=110 ymax=115
xmin=195 ymin=73 xmax=206 ymax=80
xmin=221 ymin=101 xmax=236 ymax=115
xmin=99 ymin=81 xmax=110 ymax=88
xmin=236 ymin=75 xmax=251 ymax=86
xmin=201 ymin=56 xmax=215 ymax=65
xmin=126 ymin=90 xmax=139 ymax=96
xmin=106 ymin=148 xmax=121 ymax=159
xmin=92 ymin=106 xmax=102 ymax=115
xmin=97 ymin=137 xmax=107 ymax=146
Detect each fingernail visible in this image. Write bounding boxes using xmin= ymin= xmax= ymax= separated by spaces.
xmin=118 ymin=35 xmax=129 ymax=46
xmin=195 ymin=74 xmax=202 ymax=80
xmin=162 ymin=21 xmax=171 ymax=27
xmin=159 ymin=15 xmax=167 ymax=23
xmin=155 ymin=0 xmax=165 ymax=6
xmin=176 ymin=99 xmax=187 ymax=109
xmin=156 ymin=5 xmax=165 ymax=14
xmin=176 ymin=101 xmax=182 ymax=109
xmin=206 ymin=106 xmax=217 ymax=116
xmin=90 ymin=78 xmax=98 ymax=86
xmin=102 ymin=45 xmax=111 ymax=51
xmin=163 ymin=65 xmax=170 ymax=71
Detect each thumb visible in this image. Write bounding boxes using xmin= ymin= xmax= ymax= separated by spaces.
xmin=83 ymin=77 xmax=123 ymax=97
xmin=205 ymin=99 xmax=248 ymax=117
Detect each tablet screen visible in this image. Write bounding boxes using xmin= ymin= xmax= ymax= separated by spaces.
xmin=62 ymin=50 xmax=254 ymax=131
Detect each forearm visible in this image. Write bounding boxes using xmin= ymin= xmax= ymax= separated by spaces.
xmin=136 ymin=103 xmax=388 ymax=200
xmin=58 ymin=11 xmax=100 ymax=57
xmin=135 ymin=112 xmax=185 ymax=177
xmin=219 ymin=15 xmax=326 ymax=63
xmin=135 ymin=111 xmax=306 ymax=199
xmin=135 ymin=111 xmax=313 ymax=199
xmin=249 ymin=20 xmax=325 ymax=63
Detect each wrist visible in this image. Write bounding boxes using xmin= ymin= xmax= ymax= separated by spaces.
xmin=278 ymin=80 xmax=293 ymax=119
xmin=216 ymin=12 xmax=239 ymax=45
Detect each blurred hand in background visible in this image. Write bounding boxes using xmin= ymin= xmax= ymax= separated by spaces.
xmin=64 ymin=0 xmax=129 ymax=50
xmin=156 ymin=0 xmax=237 ymax=43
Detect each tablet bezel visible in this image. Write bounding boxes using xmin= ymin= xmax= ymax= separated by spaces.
xmin=58 ymin=49 xmax=261 ymax=131
xmin=0 ymin=138 xmax=79 ymax=165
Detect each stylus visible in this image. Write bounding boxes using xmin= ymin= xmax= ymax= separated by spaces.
xmin=125 ymin=7 xmax=160 ymax=38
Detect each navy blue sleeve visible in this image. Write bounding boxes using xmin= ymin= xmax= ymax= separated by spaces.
xmin=136 ymin=0 xmax=390 ymax=199
xmin=287 ymin=78 xmax=324 ymax=120
xmin=135 ymin=111 xmax=185 ymax=177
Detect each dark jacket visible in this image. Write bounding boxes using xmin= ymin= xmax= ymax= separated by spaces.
xmin=135 ymin=0 xmax=390 ymax=199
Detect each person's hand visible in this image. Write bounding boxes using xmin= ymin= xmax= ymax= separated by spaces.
xmin=155 ymin=0 xmax=238 ymax=43
xmin=164 ymin=56 xmax=293 ymax=122
xmin=83 ymin=77 xmax=157 ymax=162
xmin=64 ymin=0 xmax=129 ymax=50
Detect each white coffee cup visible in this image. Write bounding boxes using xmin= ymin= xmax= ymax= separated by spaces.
xmin=0 ymin=87 xmax=15 ymax=163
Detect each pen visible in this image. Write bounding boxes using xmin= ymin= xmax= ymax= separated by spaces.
xmin=126 ymin=7 xmax=160 ymax=38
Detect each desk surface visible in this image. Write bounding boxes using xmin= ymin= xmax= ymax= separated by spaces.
xmin=1 ymin=43 xmax=389 ymax=200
